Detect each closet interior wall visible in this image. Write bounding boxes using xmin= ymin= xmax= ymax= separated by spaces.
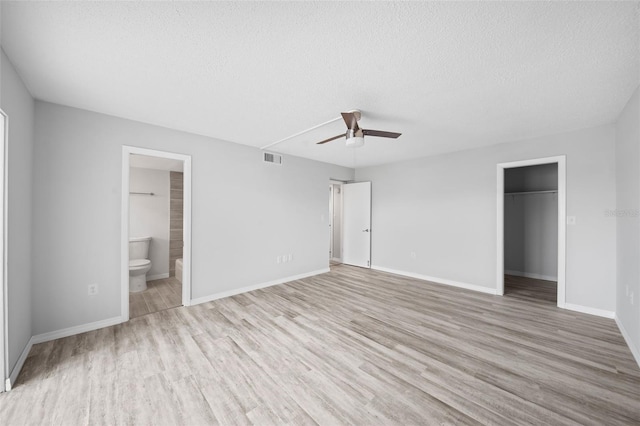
xmin=504 ymin=164 xmax=559 ymax=282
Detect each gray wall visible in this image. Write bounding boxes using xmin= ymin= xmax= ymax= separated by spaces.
xmin=504 ymin=193 xmax=558 ymax=280
xmin=129 ymin=167 xmax=169 ymax=278
xmin=615 ymin=86 xmax=640 ymax=358
xmin=505 ymin=163 xmax=558 ymax=193
xmin=169 ymin=171 xmax=183 ymax=278
xmin=1 ymin=50 xmax=34 ymax=374
xmin=356 ymin=124 xmax=617 ymax=312
xmin=32 ymin=101 xmax=353 ymax=335
xmin=504 ymin=164 xmax=558 ymax=280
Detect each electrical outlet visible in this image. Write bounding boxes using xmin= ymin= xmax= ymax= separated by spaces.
xmin=88 ymin=283 xmax=99 ymax=296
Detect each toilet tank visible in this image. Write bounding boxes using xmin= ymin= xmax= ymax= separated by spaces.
xmin=129 ymin=237 xmax=151 ymax=260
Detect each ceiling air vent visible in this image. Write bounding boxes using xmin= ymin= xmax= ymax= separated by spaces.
xmin=263 ymin=152 xmax=283 ymax=165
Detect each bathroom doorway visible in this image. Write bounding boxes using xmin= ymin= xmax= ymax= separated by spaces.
xmin=121 ymin=146 xmax=192 ymax=321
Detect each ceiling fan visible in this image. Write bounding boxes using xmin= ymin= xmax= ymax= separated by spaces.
xmin=316 ymin=110 xmax=401 ymax=147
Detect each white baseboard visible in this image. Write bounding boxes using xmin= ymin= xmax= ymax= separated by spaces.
xmin=147 ymin=272 xmax=169 ymax=281
xmin=615 ymin=314 xmax=640 ymax=369
xmin=563 ymin=303 xmax=615 ymax=319
xmin=7 ymin=336 xmax=35 ymax=391
xmin=31 ymin=316 xmax=125 ymax=345
xmin=504 ymin=270 xmax=557 ymax=282
xmin=191 ymin=268 xmax=330 ymax=306
xmin=371 ymin=265 xmax=498 ymax=295
xmin=331 ymin=257 xmax=342 ymax=263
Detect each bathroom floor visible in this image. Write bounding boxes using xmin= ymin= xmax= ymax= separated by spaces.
xmin=129 ymin=277 xmax=182 ymax=319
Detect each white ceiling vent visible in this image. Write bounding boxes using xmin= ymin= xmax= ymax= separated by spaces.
xmin=263 ymin=152 xmax=283 ymax=165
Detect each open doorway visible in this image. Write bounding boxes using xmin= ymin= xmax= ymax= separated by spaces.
xmin=504 ymin=163 xmax=558 ymax=303
xmin=329 ymin=180 xmax=343 ymax=266
xmin=497 ymin=156 xmax=566 ymax=308
xmin=121 ymin=147 xmax=192 ymax=321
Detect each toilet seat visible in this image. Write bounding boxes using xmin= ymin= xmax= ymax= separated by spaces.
xmin=129 ymin=259 xmax=151 ymax=269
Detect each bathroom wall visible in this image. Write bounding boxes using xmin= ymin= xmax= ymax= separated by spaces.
xmin=169 ymin=171 xmax=183 ymax=277
xmin=32 ymin=101 xmax=353 ymax=335
xmin=1 ymin=49 xmax=35 ymax=380
xmin=129 ymin=167 xmax=170 ymax=279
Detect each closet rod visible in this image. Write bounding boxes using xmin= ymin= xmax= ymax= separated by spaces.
xmin=504 ymin=190 xmax=557 ymax=196
xmin=129 ymin=192 xmax=155 ymax=196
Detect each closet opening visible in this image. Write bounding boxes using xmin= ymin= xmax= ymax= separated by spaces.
xmin=504 ymin=163 xmax=558 ymax=303
xmin=497 ymin=156 xmax=566 ymax=308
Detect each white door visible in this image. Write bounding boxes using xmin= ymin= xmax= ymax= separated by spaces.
xmin=342 ymin=182 xmax=371 ymax=268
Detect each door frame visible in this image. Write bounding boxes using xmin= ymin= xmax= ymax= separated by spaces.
xmin=329 ymin=179 xmax=345 ymax=263
xmin=121 ymin=146 xmax=192 ymax=321
xmin=496 ymin=155 xmax=566 ymax=307
xmin=0 ymin=109 xmax=6 ymax=391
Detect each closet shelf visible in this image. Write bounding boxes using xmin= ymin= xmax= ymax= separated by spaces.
xmin=504 ymin=190 xmax=557 ymax=196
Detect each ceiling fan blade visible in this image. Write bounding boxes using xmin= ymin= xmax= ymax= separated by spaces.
xmin=316 ymin=134 xmax=345 ymax=145
xmin=362 ymin=129 xmax=402 ymax=139
xmin=341 ymin=112 xmax=360 ymax=131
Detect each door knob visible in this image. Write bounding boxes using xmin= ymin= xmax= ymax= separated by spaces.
xmin=362 ymin=229 xmax=370 ymax=232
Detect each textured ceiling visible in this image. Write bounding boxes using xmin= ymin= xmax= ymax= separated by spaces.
xmin=2 ymin=2 xmax=638 ymax=168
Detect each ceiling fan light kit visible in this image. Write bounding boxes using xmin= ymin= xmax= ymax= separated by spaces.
xmin=346 ymin=136 xmax=365 ymax=148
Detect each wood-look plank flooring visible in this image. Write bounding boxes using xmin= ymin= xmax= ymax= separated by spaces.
xmin=2 ymin=265 xmax=639 ymax=425
xmin=129 ymin=277 xmax=182 ymax=319
xmin=505 ymin=274 xmax=558 ymax=304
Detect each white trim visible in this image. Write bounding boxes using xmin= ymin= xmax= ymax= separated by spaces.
xmin=146 ymin=272 xmax=170 ymax=281
xmin=371 ymin=265 xmax=498 ymax=295
xmin=121 ymin=149 xmax=130 ymax=321
xmin=191 ymin=268 xmax=330 ymax=306
xmin=0 ymin=109 xmax=6 ymax=391
xmin=563 ymin=303 xmax=615 ymax=319
xmin=182 ymin=157 xmax=192 ymax=306
xmin=122 ymin=146 xmax=193 ymax=321
xmin=329 ymin=184 xmax=333 ymax=260
xmin=329 ymin=181 xmax=344 ymax=264
xmin=497 ymin=155 xmax=566 ymax=308
xmin=6 ymin=336 xmax=33 ymax=391
xmin=504 ymin=270 xmax=558 ymax=282
xmin=31 ymin=316 xmax=124 ymax=345
xmin=615 ymin=314 xmax=640 ymax=368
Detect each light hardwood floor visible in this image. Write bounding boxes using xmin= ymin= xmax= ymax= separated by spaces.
xmin=129 ymin=277 xmax=182 ymax=319
xmin=1 ymin=265 xmax=639 ymax=424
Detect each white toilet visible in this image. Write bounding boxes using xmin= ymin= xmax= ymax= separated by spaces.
xmin=129 ymin=236 xmax=152 ymax=292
